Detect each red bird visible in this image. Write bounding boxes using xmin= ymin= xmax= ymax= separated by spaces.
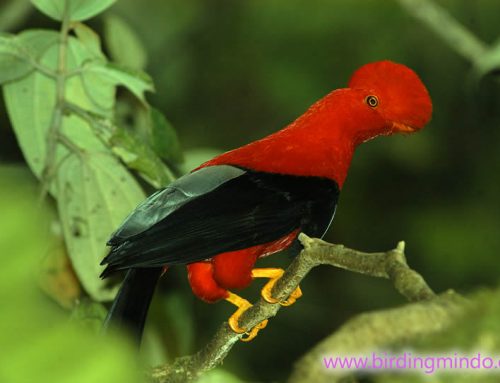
xmin=101 ymin=60 xmax=432 ymax=343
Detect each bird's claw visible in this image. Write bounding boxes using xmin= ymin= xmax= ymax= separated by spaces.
xmin=264 ymin=284 xmax=303 ymax=306
xmin=256 ymin=268 xmax=303 ymax=306
xmin=240 ymin=319 xmax=268 ymax=342
xmin=225 ymin=267 xmax=304 ymax=342
xmin=226 ymin=292 xmax=268 ymax=341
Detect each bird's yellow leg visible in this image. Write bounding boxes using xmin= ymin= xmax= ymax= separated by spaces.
xmin=225 ymin=291 xmax=268 ymax=342
xmin=251 ymin=268 xmax=302 ymax=306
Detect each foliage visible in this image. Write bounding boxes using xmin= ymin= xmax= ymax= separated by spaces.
xmin=0 ymin=0 xmax=182 ymax=301
xmin=0 ymin=165 xmax=142 ymax=383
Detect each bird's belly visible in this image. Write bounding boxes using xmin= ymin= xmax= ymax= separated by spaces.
xmin=212 ymin=229 xmax=300 ymax=290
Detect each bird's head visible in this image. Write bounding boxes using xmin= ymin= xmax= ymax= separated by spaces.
xmin=347 ymin=60 xmax=432 ymax=141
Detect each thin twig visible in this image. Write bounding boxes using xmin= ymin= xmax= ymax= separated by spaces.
xmin=150 ymin=234 xmax=438 ymax=382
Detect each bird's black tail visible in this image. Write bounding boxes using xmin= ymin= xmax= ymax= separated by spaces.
xmin=102 ymin=267 xmax=163 ymax=346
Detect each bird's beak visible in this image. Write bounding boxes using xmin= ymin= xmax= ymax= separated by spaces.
xmin=391 ymin=121 xmax=417 ymax=133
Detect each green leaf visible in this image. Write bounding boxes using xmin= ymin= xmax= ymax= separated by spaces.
xmin=75 ymin=108 xmax=175 ymax=188
xmin=104 ymin=15 xmax=147 ymax=70
xmin=3 ymin=60 xmax=55 ymax=178
xmin=85 ymin=62 xmax=154 ymax=103
xmin=0 ymin=30 xmax=58 ymax=84
xmin=31 ymin=0 xmax=117 ymax=22
xmin=16 ymin=29 xmax=59 ymax=58
xmin=110 ymin=126 xmax=175 ymax=188
xmin=73 ymin=22 xmax=104 ymax=59
xmin=149 ymin=107 xmax=183 ymax=164
xmin=79 ymin=65 xmax=117 ymax=112
xmin=0 ymin=35 xmax=33 ymax=84
xmin=57 ymin=154 xmax=145 ymax=300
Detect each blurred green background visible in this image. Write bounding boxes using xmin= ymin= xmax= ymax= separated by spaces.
xmin=1 ymin=0 xmax=500 ymax=382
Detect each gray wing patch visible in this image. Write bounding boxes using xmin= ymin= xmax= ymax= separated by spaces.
xmin=108 ymin=165 xmax=246 ymax=243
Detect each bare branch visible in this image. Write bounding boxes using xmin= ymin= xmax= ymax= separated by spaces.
xmin=150 ymin=234 xmax=440 ymax=382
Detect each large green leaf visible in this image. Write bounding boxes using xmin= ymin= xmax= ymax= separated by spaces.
xmin=3 ymin=55 xmax=55 ymax=177
xmin=57 ymin=154 xmax=144 ymax=300
xmin=104 ymin=15 xmax=147 ymax=70
xmin=31 ymin=0 xmax=117 ymax=22
xmin=3 ymin=31 xmax=144 ymax=300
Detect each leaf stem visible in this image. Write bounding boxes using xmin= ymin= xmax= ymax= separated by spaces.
xmin=29 ymin=58 xmax=57 ymax=78
xmin=56 ymin=132 xmax=85 ymax=157
xmin=8 ymin=49 xmax=57 ymax=78
xmin=39 ymin=0 xmax=71 ymax=202
xmin=65 ymin=66 xmax=87 ymax=79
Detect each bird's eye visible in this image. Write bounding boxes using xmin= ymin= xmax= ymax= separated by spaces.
xmin=365 ymin=95 xmax=379 ymax=108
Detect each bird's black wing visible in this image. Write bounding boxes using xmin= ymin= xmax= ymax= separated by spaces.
xmin=100 ymin=165 xmax=339 ymax=277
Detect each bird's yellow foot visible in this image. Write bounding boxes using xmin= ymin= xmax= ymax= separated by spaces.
xmin=225 ymin=291 xmax=268 ymax=342
xmin=252 ymin=268 xmax=302 ymax=306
